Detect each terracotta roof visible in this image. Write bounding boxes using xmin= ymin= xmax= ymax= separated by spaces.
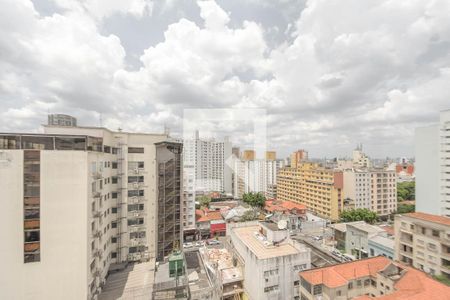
xmin=265 ymin=199 xmax=306 ymax=214
xmin=301 ymin=256 xmax=450 ymax=300
xmin=380 ymin=225 xmax=395 ymax=236
xmin=300 ymin=256 xmax=389 ymax=288
xmin=404 ymin=212 xmax=450 ymax=227
xmin=195 ymin=208 xmax=223 ymax=223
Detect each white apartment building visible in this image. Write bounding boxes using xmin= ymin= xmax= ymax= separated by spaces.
xmin=416 ymin=109 xmax=450 ymax=217
xmin=337 ymin=145 xmax=371 ymax=170
xmin=183 ymin=130 xmax=232 ymax=194
xmin=343 ymin=169 xmax=397 ymax=215
xmin=0 ymin=125 xmax=182 ymax=300
xmin=228 ymin=221 xmax=311 ymax=300
xmin=395 ymin=212 xmax=450 ymax=279
xmin=232 ymin=159 xmax=285 ymax=199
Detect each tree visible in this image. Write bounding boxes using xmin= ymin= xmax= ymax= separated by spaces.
xmin=339 ymin=208 xmax=378 ymax=224
xmin=397 ymin=182 xmax=415 ymax=202
xmin=240 ymin=209 xmax=259 ymax=222
xmin=242 ymin=192 xmax=266 ymax=208
xmin=396 ymin=203 xmax=415 ymax=214
xmin=198 ymin=195 xmax=211 ymax=208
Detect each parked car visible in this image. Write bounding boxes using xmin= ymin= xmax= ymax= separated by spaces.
xmin=207 ymin=239 xmax=220 ymax=245
xmin=313 ymin=235 xmax=323 ymax=241
xmin=183 ymin=242 xmax=193 ymax=248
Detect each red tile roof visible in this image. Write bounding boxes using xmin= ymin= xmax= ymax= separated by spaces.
xmin=265 ymin=199 xmax=306 ymax=214
xmin=301 ymin=256 xmax=450 ymax=300
xmin=404 ymin=212 xmax=450 ymax=227
xmin=195 ymin=208 xmax=223 ymax=223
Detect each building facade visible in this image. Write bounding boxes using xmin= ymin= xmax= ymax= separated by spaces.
xmin=277 ymin=162 xmax=344 ymax=221
xmin=290 ymin=149 xmax=308 ymax=168
xmin=343 ymin=169 xmax=397 ymax=216
xmin=394 ymin=212 xmax=450 ymax=279
xmin=232 ymin=159 xmax=285 ymax=199
xmin=228 ymin=221 xmax=311 ymax=300
xmin=0 ymin=125 xmax=182 ymax=299
xmin=299 ymin=256 xmax=450 ymax=300
xmin=416 ymin=109 xmax=450 ymax=217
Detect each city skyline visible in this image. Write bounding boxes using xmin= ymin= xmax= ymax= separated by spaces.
xmin=2 ymin=0 xmax=450 ymax=158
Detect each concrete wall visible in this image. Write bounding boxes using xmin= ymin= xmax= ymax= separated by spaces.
xmin=0 ymin=150 xmax=89 ymax=300
xmin=415 ymin=124 xmax=441 ymax=215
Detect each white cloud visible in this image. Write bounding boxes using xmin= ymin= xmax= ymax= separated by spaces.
xmin=1 ymin=0 xmax=450 ymax=158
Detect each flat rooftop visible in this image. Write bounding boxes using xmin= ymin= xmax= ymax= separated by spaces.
xmin=98 ymin=261 xmax=155 ymax=300
xmin=232 ymin=225 xmax=300 ymax=260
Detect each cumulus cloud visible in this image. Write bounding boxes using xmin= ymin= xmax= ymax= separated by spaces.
xmin=1 ymin=0 xmax=450 ymax=157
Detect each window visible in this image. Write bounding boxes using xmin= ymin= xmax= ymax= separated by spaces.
xmin=357 ymin=280 xmax=362 ymax=287
xmin=128 ymin=147 xmax=144 ymax=153
xmin=364 ymin=279 xmax=370 ymax=286
xmin=128 ymin=176 xmax=144 ymax=183
xmin=111 ymin=252 xmax=117 ymax=259
xmin=111 ymin=237 xmax=117 ymax=243
xmin=112 ymin=207 xmax=117 ymax=213
xmin=128 ymin=204 xmax=144 ymax=212
xmin=112 ymin=162 xmax=118 ymax=169
xmin=294 ymin=280 xmax=299 ymax=286
xmin=130 ymin=231 xmax=146 ymax=239
xmin=128 ymin=218 xmax=144 ymax=226
xmin=111 ymin=222 xmax=117 ymax=228
xmin=112 ymin=192 xmax=118 ymax=199
xmin=313 ymin=285 xmax=322 ymax=295
xmin=112 ymin=176 xmax=118 ymax=184
xmin=348 ymin=282 xmax=353 ymax=290
xmin=432 ymin=230 xmax=440 ymax=237
xmin=128 ymin=190 xmax=144 ymax=197
xmin=337 ymin=290 xmax=342 ymax=296
xmin=264 ymin=285 xmax=279 ymax=293
xmin=25 ymin=230 xmax=40 ymax=242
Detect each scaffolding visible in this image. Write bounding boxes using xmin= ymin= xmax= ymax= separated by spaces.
xmin=156 ymin=142 xmax=183 ymax=262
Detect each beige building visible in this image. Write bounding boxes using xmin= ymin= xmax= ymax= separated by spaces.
xmin=0 ymin=125 xmax=182 ymax=300
xmin=299 ymin=256 xmax=450 ymax=300
xmin=290 ymin=149 xmax=308 ymax=168
xmin=343 ymin=169 xmax=397 ymax=216
xmin=395 ymin=212 xmax=450 ymax=279
xmin=277 ymin=162 xmax=344 ymax=221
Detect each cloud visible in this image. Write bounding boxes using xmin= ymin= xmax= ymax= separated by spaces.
xmin=1 ymin=0 xmax=450 ymax=158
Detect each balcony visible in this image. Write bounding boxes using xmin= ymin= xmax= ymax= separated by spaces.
xmin=92 ymin=172 xmax=102 ymax=180
xmin=92 ymin=192 xmax=101 ymax=198
xmin=92 ymin=230 xmax=102 ymax=238
xmin=92 ymin=211 xmax=102 ymax=218
xmin=92 ymin=249 xmax=102 ymax=258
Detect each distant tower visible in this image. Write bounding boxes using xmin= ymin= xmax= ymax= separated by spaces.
xmin=48 ymin=114 xmax=77 ymax=127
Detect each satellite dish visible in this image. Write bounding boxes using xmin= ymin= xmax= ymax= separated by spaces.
xmin=277 ymin=220 xmax=288 ymax=230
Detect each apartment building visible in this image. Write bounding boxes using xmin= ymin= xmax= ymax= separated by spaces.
xmin=0 ymin=125 xmax=182 ymax=299
xmin=183 ymin=131 xmax=232 ymax=238
xmin=299 ymin=256 xmax=450 ymax=300
xmin=242 ymin=150 xmax=255 ymax=161
xmin=337 ymin=145 xmax=371 ymax=170
xmin=416 ymin=109 xmax=450 ymax=217
xmin=290 ymin=149 xmax=308 ymax=168
xmin=228 ymin=221 xmax=311 ymax=300
xmin=232 ymin=158 xmax=285 ymax=199
xmin=394 ymin=212 xmax=450 ymax=279
xmin=343 ymin=169 xmax=397 ymax=216
xmin=277 ymin=162 xmax=344 ymax=221
xmin=265 ymin=151 xmax=276 ymax=161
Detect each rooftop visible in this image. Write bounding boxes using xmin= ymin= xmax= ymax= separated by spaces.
xmin=300 ymin=256 xmax=450 ymax=300
xmin=98 ymin=262 xmax=154 ymax=300
xmin=348 ymin=222 xmax=386 ymax=234
xmin=265 ymin=199 xmax=307 ymax=214
xmin=330 ymin=221 xmax=365 ymax=233
xmin=402 ymin=212 xmax=450 ymax=227
xmin=195 ymin=208 xmax=224 ymax=223
xmin=369 ymin=235 xmax=395 ymax=249
xmin=232 ymin=225 xmax=301 ymax=260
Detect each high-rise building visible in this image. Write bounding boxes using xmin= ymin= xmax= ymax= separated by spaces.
xmin=265 ymin=151 xmax=276 ymax=161
xmin=0 ymin=125 xmax=182 ymax=299
xmin=232 ymin=159 xmax=284 ymax=199
xmin=290 ymin=149 xmax=308 ymax=168
xmin=47 ymin=113 xmax=77 ymax=127
xmin=416 ymin=109 xmax=450 ymax=217
xmin=343 ymin=169 xmax=397 ymax=216
xmin=232 ymin=147 xmax=240 ymax=159
xmin=277 ymin=162 xmax=344 ymax=221
xmin=394 ymin=212 xmax=450 ymax=279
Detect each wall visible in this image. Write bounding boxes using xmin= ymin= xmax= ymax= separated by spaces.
xmin=0 ymin=150 xmax=89 ymax=300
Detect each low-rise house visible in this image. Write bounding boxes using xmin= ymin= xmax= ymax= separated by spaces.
xmin=299 ymin=256 xmax=450 ymax=300
xmin=264 ymin=199 xmax=307 ymax=231
xmin=196 ymin=208 xmax=225 ymax=239
xmin=368 ymin=235 xmax=395 ymax=259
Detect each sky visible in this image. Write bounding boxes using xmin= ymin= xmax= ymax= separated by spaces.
xmin=1 ymin=0 xmax=450 ymax=159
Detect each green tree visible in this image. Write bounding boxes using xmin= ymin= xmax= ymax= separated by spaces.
xmin=397 ymin=182 xmax=415 ymax=202
xmin=240 ymin=209 xmax=259 ymax=222
xmin=339 ymin=208 xmax=378 ymax=224
xmin=198 ymin=195 xmax=211 ymax=208
xmin=242 ymin=192 xmax=266 ymax=208
xmin=433 ymin=275 xmax=450 ymax=286
xmin=396 ymin=203 xmax=415 ymax=214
